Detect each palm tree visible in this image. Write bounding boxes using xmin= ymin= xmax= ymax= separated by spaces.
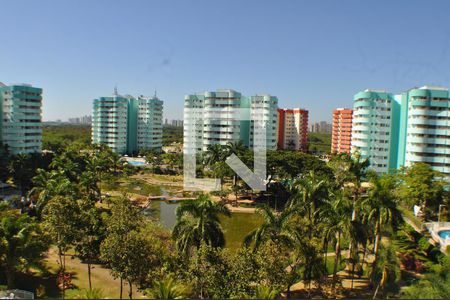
xmin=244 ymin=205 xmax=295 ymax=250
xmin=204 ymin=144 xmax=225 ymax=166
xmin=362 ymin=173 xmax=402 ymax=283
xmin=249 ymin=285 xmax=279 ymax=299
xmin=225 ymin=140 xmax=246 ymax=157
xmin=0 ymin=205 xmax=48 ymax=288
xmin=75 ymin=288 xmax=105 ymax=299
xmin=172 ymin=194 xmax=231 ymax=257
xmin=321 ymin=190 xmax=353 ymax=296
xmin=30 ymin=170 xmax=76 ymax=213
xmin=146 ymin=275 xmax=189 ymax=299
xmin=371 ymin=245 xmax=400 ymax=299
xmin=8 ymin=153 xmax=32 ymax=195
xmin=225 ymin=141 xmax=247 ymax=186
xmin=340 ymin=151 xmax=369 ymax=284
xmin=288 ymin=170 xmax=327 ymax=238
xmin=347 ymin=151 xmax=370 ymax=221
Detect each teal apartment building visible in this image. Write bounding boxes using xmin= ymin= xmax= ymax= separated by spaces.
xmin=92 ymin=90 xmax=163 ymax=155
xmin=183 ymin=89 xmax=278 ymax=154
xmin=351 ymin=86 xmax=449 ymax=177
xmin=396 ymin=86 xmax=450 ymax=176
xmin=0 ymin=82 xmax=43 ymax=155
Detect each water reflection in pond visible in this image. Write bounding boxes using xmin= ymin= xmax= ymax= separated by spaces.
xmin=144 ymin=200 xmax=262 ymax=250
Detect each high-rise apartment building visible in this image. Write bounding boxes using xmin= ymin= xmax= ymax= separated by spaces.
xmin=171 ymin=119 xmax=183 ymax=127
xmin=350 ymin=86 xmax=449 ymax=177
xmin=309 ymin=121 xmax=332 ymax=133
xmin=396 ymin=86 xmax=450 ymax=176
xmin=331 ymin=108 xmax=353 ymax=154
xmin=183 ymin=89 xmax=278 ymax=154
xmin=92 ymin=94 xmax=130 ymax=154
xmin=92 ymin=90 xmax=163 ymax=155
xmin=277 ymin=108 xmax=308 ymax=151
xmin=351 ymin=90 xmax=399 ymax=174
xmin=137 ymin=95 xmax=163 ymax=151
xmin=249 ymin=95 xmax=278 ymax=150
xmin=68 ymin=115 xmax=92 ymax=125
xmin=0 ymin=82 xmax=43 ymax=155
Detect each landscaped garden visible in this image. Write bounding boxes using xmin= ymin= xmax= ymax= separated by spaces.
xmin=0 ymin=137 xmax=449 ymax=299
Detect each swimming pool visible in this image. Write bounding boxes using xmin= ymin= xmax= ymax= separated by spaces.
xmin=127 ymin=160 xmax=146 ymax=166
xmin=438 ymin=230 xmax=450 ymax=240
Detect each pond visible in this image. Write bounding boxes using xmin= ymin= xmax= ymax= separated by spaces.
xmin=105 ymin=177 xmax=263 ymax=250
xmin=145 ymin=200 xmax=263 ymax=250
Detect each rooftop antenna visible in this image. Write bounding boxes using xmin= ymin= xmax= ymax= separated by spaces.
xmin=113 ymin=85 xmax=118 ymax=96
xmin=154 ymin=89 xmax=157 ymax=98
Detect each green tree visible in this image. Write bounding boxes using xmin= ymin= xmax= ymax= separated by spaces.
xmin=42 ymin=196 xmax=80 ymax=298
xmin=172 ymin=194 xmax=231 ymax=257
xmin=396 ymin=162 xmax=448 ymax=220
xmin=30 ymin=169 xmax=76 ymax=213
xmin=204 ymin=144 xmax=225 ymax=167
xmin=244 ymin=205 xmax=295 ymax=250
xmin=0 ymin=142 xmax=10 ymax=182
xmin=321 ymin=190 xmax=353 ymax=296
xmin=74 ymin=203 xmax=105 ymax=290
xmin=145 ymin=275 xmax=189 ymax=299
xmin=8 ymin=153 xmax=33 ymax=195
xmin=101 ymin=230 xmax=154 ymax=299
xmin=362 ymin=173 xmax=403 ymax=284
xmin=101 ymin=196 xmax=169 ymax=299
xmin=0 ymin=204 xmax=48 ymax=288
xmin=371 ymin=245 xmax=401 ymax=299
xmin=288 ymin=170 xmax=327 ymax=238
xmin=266 ymin=150 xmax=333 ymax=181
xmin=250 ymin=285 xmax=279 ymax=299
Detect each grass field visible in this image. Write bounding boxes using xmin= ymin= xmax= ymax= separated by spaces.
xmin=42 ymin=247 xmax=144 ymax=299
xmin=308 ymin=132 xmax=331 ymax=154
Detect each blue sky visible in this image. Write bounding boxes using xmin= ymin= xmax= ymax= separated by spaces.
xmin=2 ymin=0 xmax=450 ymax=122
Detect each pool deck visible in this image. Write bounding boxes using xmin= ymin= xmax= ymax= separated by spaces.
xmin=425 ymin=222 xmax=450 ymax=252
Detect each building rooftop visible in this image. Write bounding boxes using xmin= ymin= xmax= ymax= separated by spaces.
xmin=419 ymin=85 xmax=448 ymax=91
xmin=364 ymin=89 xmax=387 ymax=93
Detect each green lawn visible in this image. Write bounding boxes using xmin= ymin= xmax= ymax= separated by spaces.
xmin=308 ymin=132 xmax=331 ymax=154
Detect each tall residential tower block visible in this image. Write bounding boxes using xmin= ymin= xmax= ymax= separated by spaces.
xmin=183 ymin=89 xmax=278 ymax=154
xmin=331 ymin=108 xmax=353 ymax=154
xmin=92 ymin=91 xmax=163 ymax=155
xmin=396 ymin=86 xmax=450 ymax=176
xmin=0 ymin=83 xmax=43 ymax=155
xmin=277 ymin=108 xmax=308 ymax=151
xmin=350 ymin=86 xmax=449 ymax=177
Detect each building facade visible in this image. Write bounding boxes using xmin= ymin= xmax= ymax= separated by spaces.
xmin=331 ymin=108 xmax=353 ymax=154
xmin=137 ymin=95 xmax=163 ymax=151
xmin=351 ymin=90 xmax=400 ymax=174
xmin=350 ymin=85 xmax=449 ymax=177
xmin=249 ymin=95 xmax=279 ymax=150
xmin=171 ymin=119 xmax=183 ymax=127
xmin=92 ymin=94 xmax=130 ymax=154
xmin=92 ymin=90 xmax=163 ymax=155
xmin=0 ymin=83 xmax=43 ymax=155
xmin=396 ymin=86 xmax=450 ymax=176
xmin=310 ymin=121 xmax=332 ymax=133
xmin=183 ymin=89 xmax=278 ymax=154
xmin=277 ymin=108 xmax=308 ymax=151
